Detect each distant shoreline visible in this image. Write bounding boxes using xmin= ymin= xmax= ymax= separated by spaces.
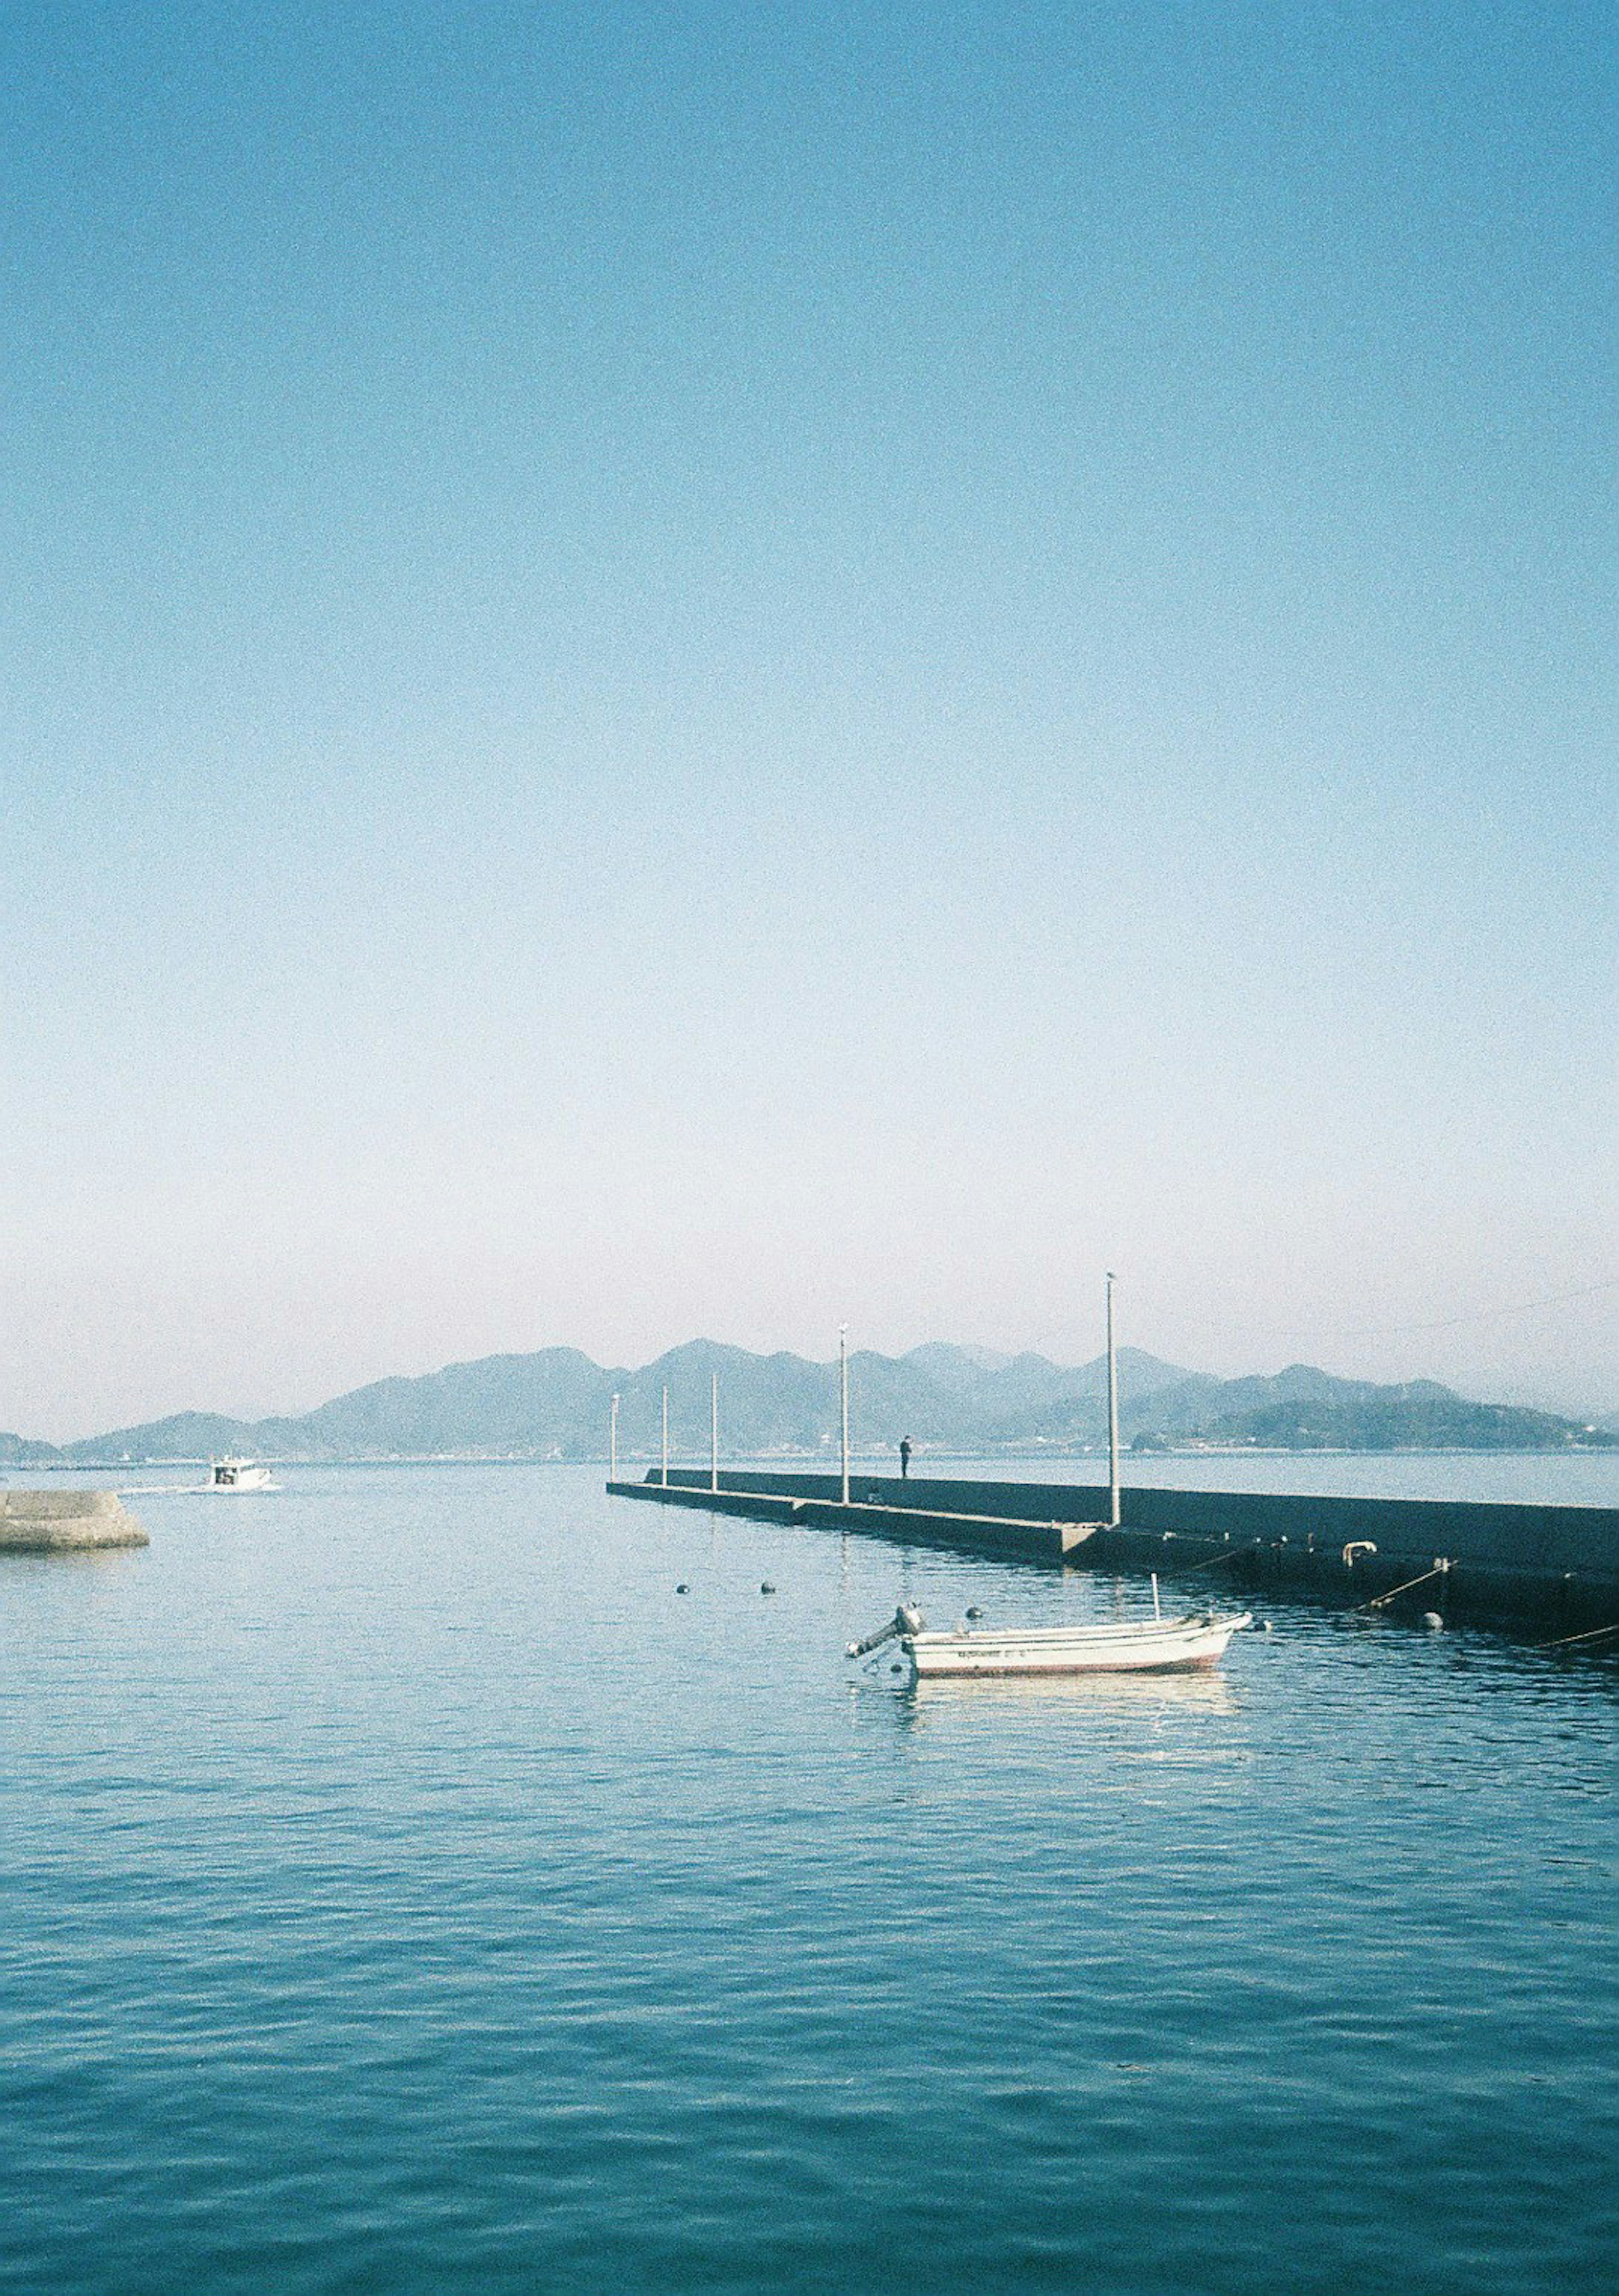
xmin=25 ymin=1443 xmax=1619 ymax=1472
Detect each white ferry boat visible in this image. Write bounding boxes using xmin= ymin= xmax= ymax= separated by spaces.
xmin=209 ymin=1457 xmax=276 ymax=1492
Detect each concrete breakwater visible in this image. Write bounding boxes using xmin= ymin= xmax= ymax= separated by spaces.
xmin=609 ymin=1469 xmax=1619 ymax=1634
xmin=0 ymin=1489 xmax=149 ymax=1553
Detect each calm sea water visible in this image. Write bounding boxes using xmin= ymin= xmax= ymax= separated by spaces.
xmin=4 ymin=1462 xmax=1615 ymax=2295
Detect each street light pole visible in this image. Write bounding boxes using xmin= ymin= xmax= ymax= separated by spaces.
xmin=839 ymin=1323 xmax=850 ymax=1506
xmin=661 ymin=1385 xmax=669 ymax=1487
xmin=1105 ymin=1272 xmax=1120 ymax=1530
xmin=710 ymin=1372 xmax=719 ymax=1494
xmin=610 ymin=1391 xmax=620 ymax=1483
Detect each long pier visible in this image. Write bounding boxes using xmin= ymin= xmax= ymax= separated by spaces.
xmin=608 ymin=1468 xmax=1619 ymax=1635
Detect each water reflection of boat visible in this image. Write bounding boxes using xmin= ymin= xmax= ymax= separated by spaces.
xmin=895 ymin=1668 xmax=1241 ymax=1718
xmin=208 ymin=1457 xmax=275 ymax=1492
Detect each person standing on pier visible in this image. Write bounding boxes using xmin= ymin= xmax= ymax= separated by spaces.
xmin=899 ymin=1437 xmax=913 ymax=1480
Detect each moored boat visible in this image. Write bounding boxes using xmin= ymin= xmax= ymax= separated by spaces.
xmin=848 ymin=1601 xmax=1251 ymax=1679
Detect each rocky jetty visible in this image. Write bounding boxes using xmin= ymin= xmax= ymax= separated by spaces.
xmin=0 ymin=1489 xmax=148 ymax=1553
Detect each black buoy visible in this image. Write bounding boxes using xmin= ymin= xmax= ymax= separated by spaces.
xmin=675 ymin=1583 xmax=689 ymax=1595
xmin=761 ymin=1582 xmax=776 ymax=1595
xmin=965 ymin=1605 xmax=984 ymax=1620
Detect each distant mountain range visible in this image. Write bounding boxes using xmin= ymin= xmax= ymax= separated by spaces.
xmin=3 ymin=1341 xmax=1613 ymax=1464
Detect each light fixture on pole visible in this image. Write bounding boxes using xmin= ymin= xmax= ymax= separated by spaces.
xmin=710 ymin=1371 xmax=719 ymax=1494
xmin=839 ymin=1324 xmax=850 ymax=1506
xmin=610 ymin=1391 xmax=621 ymax=1483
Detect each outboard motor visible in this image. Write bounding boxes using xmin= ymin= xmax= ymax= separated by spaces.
xmin=847 ymin=1603 xmax=927 ymax=1659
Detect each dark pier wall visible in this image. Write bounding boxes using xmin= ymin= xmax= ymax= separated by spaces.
xmin=610 ymin=1469 xmax=1619 ymax=1631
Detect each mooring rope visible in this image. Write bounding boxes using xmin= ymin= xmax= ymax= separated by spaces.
xmin=1175 ymin=1540 xmax=1266 ymax=1579
xmin=1534 ymin=1618 xmax=1619 ymax=1653
xmin=1351 ymin=1562 xmax=1450 ymax=1615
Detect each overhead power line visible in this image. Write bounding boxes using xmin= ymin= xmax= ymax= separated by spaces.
xmin=1155 ymin=1279 xmax=1618 ymax=1347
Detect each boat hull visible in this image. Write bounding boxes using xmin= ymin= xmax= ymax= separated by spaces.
xmin=208 ymin=1462 xmax=276 ymax=1492
xmin=905 ymin=1613 xmax=1250 ymax=1679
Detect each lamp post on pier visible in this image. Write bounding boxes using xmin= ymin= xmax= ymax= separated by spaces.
xmin=661 ymin=1385 xmax=669 ymax=1487
xmin=1105 ymin=1273 xmax=1120 ymax=1530
xmin=839 ymin=1324 xmax=850 ymax=1506
xmin=609 ymin=1391 xmax=620 ymax=1483
xmin=710 ymin=1372 xmax=719 ymax=1494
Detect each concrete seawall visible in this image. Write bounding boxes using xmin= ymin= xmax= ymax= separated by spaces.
xmin=0 ymin=1489 xmax=149 ymax=1553
xmin=609 ymin=1469 xmax=1619 ymax=1633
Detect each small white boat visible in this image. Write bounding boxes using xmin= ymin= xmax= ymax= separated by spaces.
xmin=847 ymin=1278 xmax=1252 ymax=1681
xmin=208 ymin=1457 xmax=275 ymax=1492
xmin=849 ymin=1599 xmax=1251 ymax=1679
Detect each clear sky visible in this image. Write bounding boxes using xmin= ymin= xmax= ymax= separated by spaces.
xmin=3 ymin=1 xmax=1613 ymax=1439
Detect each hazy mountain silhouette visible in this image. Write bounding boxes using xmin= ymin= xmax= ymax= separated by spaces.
xmin=0 ymin=1429 xmax=64 ymax=1465
xmin=37 ymin=1341 xmax=1612 ymax=1462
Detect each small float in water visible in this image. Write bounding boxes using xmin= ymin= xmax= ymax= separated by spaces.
xmin=208 ymin=1457 xmax=276 ymax=1493
xmin=848 ymin=1589 xmax=1251 ymax=1680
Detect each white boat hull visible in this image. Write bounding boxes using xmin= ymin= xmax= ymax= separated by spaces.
xmin=208 ymin=1462 xmax=275 ymax=1492
xmin=905 ymin=1612 xmax=1250 ymax=1679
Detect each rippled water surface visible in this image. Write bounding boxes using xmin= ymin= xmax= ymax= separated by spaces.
xmin=4 ymin=1464 xmax=1616 ymax=2294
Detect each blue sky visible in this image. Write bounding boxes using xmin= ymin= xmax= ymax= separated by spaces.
xmin=3 ymin=1 xmax=1613 ymax=1435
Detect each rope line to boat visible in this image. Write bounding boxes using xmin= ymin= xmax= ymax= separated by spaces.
xmin=1172 ymin=1541 xmax=1266 ymax=1579
xmin=1350 ymin=1562 xmax=1450 ymax=1614
xmin=1534 ymin=1617 xmax=1619 ymax=1652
